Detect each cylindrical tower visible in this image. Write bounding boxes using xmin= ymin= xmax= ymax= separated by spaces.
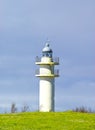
xmin=35 ymin=43 xmax=59 ymax=112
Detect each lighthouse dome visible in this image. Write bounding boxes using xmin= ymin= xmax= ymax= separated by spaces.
xmin=42 ymin=43 xmax=52 ymax=52
xmin=42 ymin=43 xmax=52 ymax=58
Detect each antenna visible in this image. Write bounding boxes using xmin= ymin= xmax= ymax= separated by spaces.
xmin=45 ymin=38 xmax=51 ymax=47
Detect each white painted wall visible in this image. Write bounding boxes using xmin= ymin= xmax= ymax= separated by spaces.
xmin=39 ymin=57 xmax=55 ymax=112
xmin=39 ymin=78 xmax=55 ymax=112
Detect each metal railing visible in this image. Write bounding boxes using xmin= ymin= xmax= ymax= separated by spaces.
xmin=54 ymin=69 xmax=59 ymax=76
xmin=53 ymin=57 xmax=59 ymax=64
xmin=35 ymin=57 xmax=41 ymax=62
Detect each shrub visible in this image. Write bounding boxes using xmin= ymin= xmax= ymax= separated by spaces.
xmin=11 ymin=103 xmax=17 ymax=113
xmin=72 ymin=106 xmax=93 ymax=113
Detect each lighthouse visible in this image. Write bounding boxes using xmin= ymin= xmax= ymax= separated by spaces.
xmin=35 ymin=43 xmax=59 ymax=112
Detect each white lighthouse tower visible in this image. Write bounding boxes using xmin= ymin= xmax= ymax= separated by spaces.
xmin=35 ymin=43 xmax=59 ymax=112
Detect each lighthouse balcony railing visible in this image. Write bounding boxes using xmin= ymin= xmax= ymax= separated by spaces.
xmin=35 ymin=69 xmax=59 ymax=77
xmin=35 ymin=57 xmax=59 ymax=64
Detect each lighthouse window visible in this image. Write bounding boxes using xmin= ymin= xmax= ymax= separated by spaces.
xmin=43 ymin=53 xmax=52 ymax=57
xmin=49 ymin=53 xmax=52 ymax=58
xmin=46 ymin=53 xmax=49 ymax=56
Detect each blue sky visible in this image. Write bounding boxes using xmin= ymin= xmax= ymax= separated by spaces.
xmin=0 ymin=0 xmax=95 ymax=112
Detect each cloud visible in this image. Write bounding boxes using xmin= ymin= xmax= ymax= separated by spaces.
xmin=0 ymin=94 xmax=38 ymax=112
xmin=56 ymin=81 xmax=95 ymax=111
xmin=0 ymin=0 xmax=95 ymax=112
xmin=63 ymin=64 xmax=94 ymax=79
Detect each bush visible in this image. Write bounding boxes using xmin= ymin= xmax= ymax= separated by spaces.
xmin=11 ymin=103 xmax=17 ymax=113
xmin=72 ymin=106 xmax=93 ymax=113
xmin=21 ymin=104 xmax=29 ymax=112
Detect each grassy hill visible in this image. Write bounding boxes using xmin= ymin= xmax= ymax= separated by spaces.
xmin=0 ymin=111 xmax=95 ymax=130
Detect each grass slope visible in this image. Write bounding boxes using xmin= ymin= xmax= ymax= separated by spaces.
xmin=0 ymin=111 xmax=95 ymax=130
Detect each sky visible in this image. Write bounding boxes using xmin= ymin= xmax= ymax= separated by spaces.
xmin=0 ymin=0 xmax=95 ymax=112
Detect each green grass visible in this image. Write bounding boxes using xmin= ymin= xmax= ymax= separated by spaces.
xmin=0 ymin=111 xmax=95 ymax=130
